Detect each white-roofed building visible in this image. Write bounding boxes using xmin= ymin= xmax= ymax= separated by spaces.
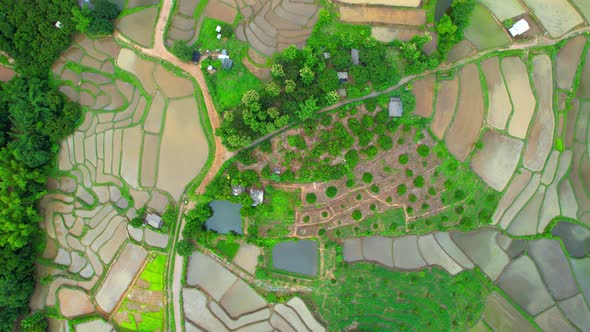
xmin=145 ymin=213 xmax=163 ymax=229
xmin=508 ymin=19 xmax=530 ymax=37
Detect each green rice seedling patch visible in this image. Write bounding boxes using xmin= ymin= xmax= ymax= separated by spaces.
xmin=308 ymin=263 xmax=492 ymax=331
xmin=216 ymin=239 xmax=240 ymax=259
xmin=463 ymin=4 xmax=510 ymax=50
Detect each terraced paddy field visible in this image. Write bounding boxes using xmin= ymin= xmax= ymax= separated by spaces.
xmin=341 ymin=228 xmax=590 ymax=331
xmin=477 ymin=0 xmax=526 ymax=21
xmin=31 ymin=34 xmax=209 ymax=325
xmin=115 ymin=5 xmax=160 ymax=47
xmin=522 ymin=0 xmax=584 ymax=37
xmin=183 ymin=251 xmax=326 ymax=331
xmin=463 ymin=4 xmax=511 ymax=51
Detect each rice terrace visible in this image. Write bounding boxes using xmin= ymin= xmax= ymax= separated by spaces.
xmin=0 ymin=0 xmax=589 ymax=331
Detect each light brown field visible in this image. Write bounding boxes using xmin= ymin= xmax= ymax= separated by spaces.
xmin=503 ymin=57 xmax=536 ymax=139
xmin=481 ymin=57 xmax=512 ymax=130
xmin=156 ymin=98 xmax=208 ymax=200
xmin=471 ymin=130 xmax=524 ymax=191
xmin=431 ymin=76 xmax=459 ymax=139
xmin=339 ymin=5 xmax=426 ymax=26
xmin=0 ymin=66 xmax=15 ymax=82
xmin=412 ymin=76 xmax=435 ymax=118
xmin=522 ymin=0 xmax=583 ymax=37
xmin=337 ymin=0 xmax=420 ymax=7
xmin=445 ymin=64 xmax=485 ymax=161
xmin=205 ymin=0 xmax=237 ymax=24
xmin=555 ymin=35 xmax=586 ymax=90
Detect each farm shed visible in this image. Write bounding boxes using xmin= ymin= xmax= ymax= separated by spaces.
xmin=231 ymin=184 xmax=245 ymax=196
xmin=222 ymin=58 xmax=233 ymax=70
xmin=250 ymin=189 xmax=264 ymax=206
xmin=145 ymin=213 xmax=163 ymax=229
xmin=337 ymin=72 xmax=349 ymax=83
xmin=389 ymin=97 xmax=403 ymax=117
xmin=351 ymin=49 xmax=360 ymax=65
xmin=509 ymin=19 xmax=530 ymax=37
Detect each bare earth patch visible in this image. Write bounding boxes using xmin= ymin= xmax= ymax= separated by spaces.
xmin=58 ymin=288 xmax=95 ymax=318
xmin=481 ymin=57 xmax=512 ymax=130
xmin=444 ymin=64 xmax=485 ymax=161
xmin=471 ymin=130 xmax=524 ymax=191
xmin=412 ymin=76 xmax=435 ymax=118
xmin=205 ymin=0 xmax=238 ymax=24
xmin=115 ymin=7 xmax=158 ymax=47
xmin=339 ymin=5 xmax=425 ymax=26
xmin=431 ymin=76 xmax=459 ymax=139
xmin=555 ymin=35 xmax=586 ymax=90
xmin=502 ymin=57 xmax=536 ymax=139
xmin=337 ymin=0 xmax=420 ymax=6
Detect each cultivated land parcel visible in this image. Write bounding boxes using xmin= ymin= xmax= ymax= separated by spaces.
xmin=5 ymin=0 xmax=588 ymax=331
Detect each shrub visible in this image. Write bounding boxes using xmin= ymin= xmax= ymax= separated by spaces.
xmin=346 ymin=179 xmax=355 ymax=188
xmin=322 ymin=211 xmax=329 ymax=218
xmin=370 ymin=184 xmax=380 ymax=193
xmin=378 ymin=135 xmax=394 ymax=150
xmin=345 ymin=149 xmax=360 ymax=168
xmin=417 ymin=144 xmax=430 ymax=157
xmin=362 ymin=172 xmax=373 ymax=183
xmin=406 ymin=169 xmax=414 ymax=177
xmin=397 ymin=184 xmax=408 ymax=195
xmin=177 ymin=239 xmax=195 ymax=256
xmin=288 ymin=135 xmax=307 ymax=149
xmin=428 ymin=187 xmax=436 ymax=196
xmin=363 ymin=145 xmax=378 ymax=159
xmin=172 ymin=40 xmax=194 ymax=62
xmin=318 ymin=228 xmax=326 ymax=236
xmin=326 ymin=186 xmax=338 ymax=198
xmin=306 ymin=193 xmax=317 ymax=204
xmin=370 ymin=204 xmax=377 ymax=211
xmin=409 ymin=194 xmax=417 ymax=202
xmin=352 ymin=210 xmax=362 ymax=220
xmin=356 ymin=194 xmax=362 ymax=200
xmin=413 ymin=176 xmax=425 ymax=188
xmin=303 ymin=216 xmax=310 ymax=223
xmin=399 ymin=154 xmax=409 ymax=164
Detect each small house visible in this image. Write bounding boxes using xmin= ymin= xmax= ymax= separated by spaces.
xmin=509 ymin=19 xmax=530 ymax=37
xmin=388 ymin=97 xmax=403 ymax=117
xmin=218 ymin=49 xmax=229 ymax=60
xmin=323 ymin=52 xmax=331 ymax=59
xmin=338 ymin=88 xmax=347 ymax=97
xmin=273 ymin=167 xmax=281 ymax=175
xmin=216 ymin=25 xmax=222 ymax=33
xmin=351 ymin=49 xmax=360 ymax=65
xmin=337 ymin=72 xmax=349 ymax=83
xmin=145 ymin=213 xmax=163 ymax=229
xmin=222 ymin=58 xmax=233 ymax=70
xmin=250 ymin=189 xmax=264 ymax=207
xmin=216 ymin=33 xmax=221 ymax=40
xmin=55 ymin=21 xmax=63 ymax=29
xmin=231 ymin=184 xmax=245 ymax=196
xmin=191 ymin=51 xmax=201 ymax=64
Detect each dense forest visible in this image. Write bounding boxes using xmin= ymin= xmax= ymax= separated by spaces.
xmin=0 ymin=0 xmax=118 ymax=330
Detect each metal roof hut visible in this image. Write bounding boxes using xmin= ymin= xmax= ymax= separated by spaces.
xmin=250 ymin=189 xmax=264 ymax=207
xmin=508 ymin=19 xmax=530 ymax=37
xmin=388 ymin=97 xmax=403 ymax=117
xmin=145 ymin=213 xmax=163 ymax=229
xmin=222 ymin=58 xmax=233 ymax=70
xmin=351 ymin=49 xmax=360 ymax=65
xmin=231 ymin=184 xmax=245 ymax=196
xmin=337 ymin=71 xmax=349 ymax=83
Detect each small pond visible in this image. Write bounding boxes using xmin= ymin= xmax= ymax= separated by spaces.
xmin=551 ymin=221 xmax=590 ymax=258
xmin=272 ymin=240 xmax=318 ymax=276
xmin=205 ymin=200 xmax=243 ymax=234
xmin=435 ymin=0 xmax=454 ymax=21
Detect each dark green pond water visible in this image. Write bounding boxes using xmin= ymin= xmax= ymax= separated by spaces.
xmin=205 ymin=200 xmax=243 ymax=234
xmin=272 ymin=240 xmax=318 ymax=276
xmin=435 ymin=0 xmax=454 ymax=21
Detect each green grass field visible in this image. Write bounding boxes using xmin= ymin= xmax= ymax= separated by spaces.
xmin=216 ymin=239 xmax=240 ymax=259
xmin=197 ymin=18 xmax=263 ymax=111
xmin=251 ymin=189 xmax=301 ymax=237
xmin=309 ymin=263 xmax=492 ymax=331
xmin=464 ymin=4 xmax=511 ymax=50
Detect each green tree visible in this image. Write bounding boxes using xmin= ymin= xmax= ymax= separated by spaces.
xmin=241 ymin=90 xmax=260 ymax=107
xmin=325 ymin=90 xmax=340 ymax=105
xmin=318 ymin=69 xmax=339 ymax=92
xmin=297 ymin=97 xmax=319 ymax=121
xmin=172 ymin=40 xmax=194 ymax=62
xmin=299 ymin=66 xmax=315 ymax=85
xmin=285 ymin=79 xmax=296 ymax=94
xmin=177 ymin=239 xmax=195 ymax=256
xmin=271 ymin=64 xmax=285 ymax=78
xmin=265 ymin=81 xmax=281 ymax=97
xmin=281 ymin=45 xmax=298 ymax=62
